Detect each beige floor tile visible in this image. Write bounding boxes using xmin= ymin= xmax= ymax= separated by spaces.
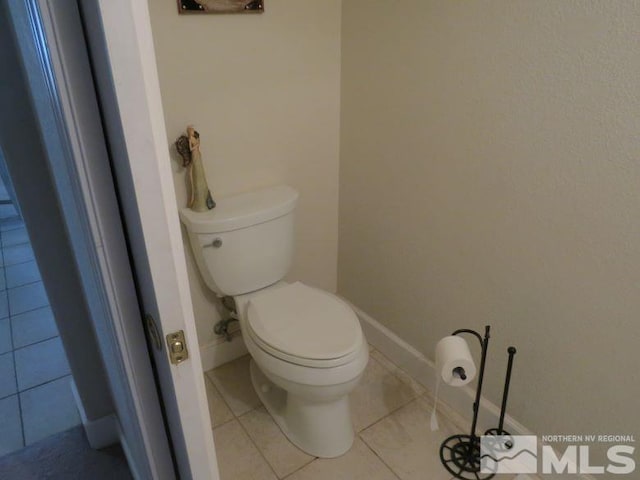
xmin=349 ymin=355 xmax=421 ymax=432
xmin=370 ymin=349 xmax=426 ymax=397
xmin=207 ymin=355 xmax=261 ymax=416
xmin=213 ymin=419 xmax=277 ymax=480
xmin=423 ymin=391 xmax=470 ymax=434
xmin=285 ymin=437 xmax=398 ymax=480
xmin=239 ymin=406 xmax=315 ymax=478
xmin=360 ymin=395 xmax=468 ymax=480
xmin=204 ymin=375 xmax=234 ymax=428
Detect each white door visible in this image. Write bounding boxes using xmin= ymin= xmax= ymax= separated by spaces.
xmin=3 ymin=0 xmax=220 ymax=478
xmin=77 ymin=1 xmax=220 ymax=477
xmin=78 ymin=1 xmax=221 ymax=478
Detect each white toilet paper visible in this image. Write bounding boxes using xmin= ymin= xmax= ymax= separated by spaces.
xmin=436 ymin=335 xmax=477 ymax=387
xmin=430 ymin=335 xmax=477 ymax=431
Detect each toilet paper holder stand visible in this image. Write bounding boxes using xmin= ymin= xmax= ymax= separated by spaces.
xmin=439 ymin=325 xmax=518 ymax=480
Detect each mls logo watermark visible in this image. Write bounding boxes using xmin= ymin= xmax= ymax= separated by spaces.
xmin=480 ymin=434 xmax=636 ymax=475
xmin=481 ymin=435 xmax=537 ymax=474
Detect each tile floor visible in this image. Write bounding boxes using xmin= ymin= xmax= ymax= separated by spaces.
xmin=0 ymin=216 xmax=80 ymax=456
xmin=205 ymin=348 xmax=519 ymax=480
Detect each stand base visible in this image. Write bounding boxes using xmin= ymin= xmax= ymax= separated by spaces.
xmin=484 ymin=428 xmax=513 ymax=449
xmin=440 ymin=434 xmax=495 ymax=480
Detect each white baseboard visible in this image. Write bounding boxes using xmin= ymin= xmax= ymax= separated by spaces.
xmin=350 ymin=304 xmax=596 ymax=480
xmin=199 ymin=329 xmax=248 ymax=372
xmin=71 ymin=380 xmax=119 ymax=449
xmin=351 ymin=305 xmax=529 ymax=436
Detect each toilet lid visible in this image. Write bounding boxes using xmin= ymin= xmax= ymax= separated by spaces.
xmin=246 ymin=282 xmax=362 ymax=364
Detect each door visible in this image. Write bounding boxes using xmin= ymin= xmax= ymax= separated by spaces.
xmin=2 ymin=0 xmax=219 ymax=478
xmin=77 ymin=0 xmax=220 ymax=478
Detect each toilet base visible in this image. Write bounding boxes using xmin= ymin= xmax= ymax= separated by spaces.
xmin=249 ymin=359 xmax=355 ymax=458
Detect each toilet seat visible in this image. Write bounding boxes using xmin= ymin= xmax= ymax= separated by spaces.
xmin=246 ymin=282 xmax=363 ymax=368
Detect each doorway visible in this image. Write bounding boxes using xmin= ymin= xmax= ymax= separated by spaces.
xmin=0 ymin=160 xmax=79 ymax=456
xmin=1 ymin=0 xmax=219 ymax=477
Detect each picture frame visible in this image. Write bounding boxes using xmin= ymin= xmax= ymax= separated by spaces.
xmin=178 ymin=0 xmax=264 ymax=14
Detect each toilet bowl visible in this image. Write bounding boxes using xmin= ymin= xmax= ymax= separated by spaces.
xmin=179 ymin=185 xmax=368 ymax=458
xmin=235 ymin=282 xmax=368 ymax=458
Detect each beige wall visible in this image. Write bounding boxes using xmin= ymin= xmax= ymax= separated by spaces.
xmin=340 ymin=0 xmax=640 ymax=444
xmin=148 ymin=1 xmax=342 ymax=345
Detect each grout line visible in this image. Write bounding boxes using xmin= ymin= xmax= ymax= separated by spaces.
xmin=3 ymin=258 xmax=41 ymax=286
xmin=209 ymin=352 xmax=454 ymax=480
xmin=238 ymin=406 xmax=316 ymax=480
xmin=1 ymin=255 xmax=36 ymax=270
xmin=207 ymin=362 xmax=305 ymax=480
xmin=7 ymin=301 xmax=51 ymax=320
xmin=12 ymin=333 xmax=59 ymax=353
xmin=234 ymin=412 xmax=282 ymax=479
xmin=1 ymin=240 xmax=31 ymax=250
xmin=351 ymin=363 xmax=442 ymax=478
xmin=0 ymin=390 xmax=18 ymax=402
xmin=5 ymin=278 xmax=43 ymax=292
xmin=356 ymin=395 xmax=420 ymax=438
xmin=203 ymin=374 xmax=236 ymax=431
xmin=1 ymin=219 xmax=74 ymax=454
xmin=212 ymin=366 xmax=281 ymax=478
xmin=280 ymin=459 xmax=315 ymax=479
xmin=211 ymin=416 xmax=235 ymax=431
xmin=0 ymin=228 xmax=26 ymax=449
xmin=17 ymin=371 xmax=72 ymax=396
xmin=352 ymin=354 xmax=422 ymax=435
xmin=354 ymin=388 xmax=466 ymax=479
xmin=358 ymin=434 xmax=403 ymax=480
xmin=1 ymin=241 xmax=30 ymax=249
xmin=1 ymin=216 xmax=30 ymax=451
xmin=16 ymin=388 xmax=26 ymax=448
xmin=0 ymin=220 xmax=26 ymax=233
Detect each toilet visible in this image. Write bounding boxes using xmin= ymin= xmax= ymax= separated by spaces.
xmin=179 ymin=185 xmax=368 ymax=458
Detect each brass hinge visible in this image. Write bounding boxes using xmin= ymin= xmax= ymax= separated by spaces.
xmin=166 ymin=330 xmax=189 ymax=365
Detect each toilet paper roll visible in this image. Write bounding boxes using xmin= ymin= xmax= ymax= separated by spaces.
xmin=436 ymin=335 xmax=477 ymax=387
xmin=430 ymin=335 xmax=477 ymax=431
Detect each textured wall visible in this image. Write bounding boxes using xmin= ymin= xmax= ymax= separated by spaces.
xmin=340 ymin=0 xmax=640 ymax=446
xmin=148 ymin=1 xmax=342 ymax=345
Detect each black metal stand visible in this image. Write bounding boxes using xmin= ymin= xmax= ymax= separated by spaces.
xmin=439 ymin=326 xmax=495 ymax=480
xmin=478 ymin=347 xmax=518 ymax=476
xmin=485 ymin=346 xmax=517 ymax=439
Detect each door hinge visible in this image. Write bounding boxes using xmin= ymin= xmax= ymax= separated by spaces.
xmin=166 ymin=330 xmax=189 ymax=365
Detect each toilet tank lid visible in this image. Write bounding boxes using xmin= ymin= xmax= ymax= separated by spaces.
xmin=179 ymin=185 xmax=299 ymax=233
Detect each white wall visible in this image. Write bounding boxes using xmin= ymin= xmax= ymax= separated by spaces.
xmin=148 ymin=1 xmax=342 ymax=346
xmin=340 ymin=0 xmax=640 ymax=448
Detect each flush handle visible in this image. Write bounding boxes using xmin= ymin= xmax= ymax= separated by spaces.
xmin=212 ymin=237 xmax=223 ymax=248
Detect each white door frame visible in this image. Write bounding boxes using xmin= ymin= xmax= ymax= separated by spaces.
xmin=1 ymin=1 xmax=174 ymax=478
xmin=3 ymin=0 xmax=219 ymax=478
xmin=78 ymin=0 xmax=220 ymax=478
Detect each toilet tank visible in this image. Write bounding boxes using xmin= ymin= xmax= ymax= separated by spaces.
xmin=179 ymin=185 xmax=299 ymax=296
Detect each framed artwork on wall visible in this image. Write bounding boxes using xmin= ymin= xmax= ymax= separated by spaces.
xmin=178 ymin=0 xmax=264 ymax=14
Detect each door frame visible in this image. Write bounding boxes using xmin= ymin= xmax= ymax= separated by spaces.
xmin=2 ymin=0 xmax=219 ymax=478
xmin=78 ymin=0 xmax=219 ymax=477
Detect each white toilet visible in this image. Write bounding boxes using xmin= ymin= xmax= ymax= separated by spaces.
xmin=179 ymin=185 xmax=368 ymax=458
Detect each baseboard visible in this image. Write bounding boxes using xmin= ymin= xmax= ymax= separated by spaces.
xmin=199 ymin=328 xmax=248 ymax=372
xmin=350 ymin=304 xmax=596 ymax=480
xmin=351 ymin=305 xmax=527 ymax=436
xmin=71 ymin=381 xmax=119 ymax=449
